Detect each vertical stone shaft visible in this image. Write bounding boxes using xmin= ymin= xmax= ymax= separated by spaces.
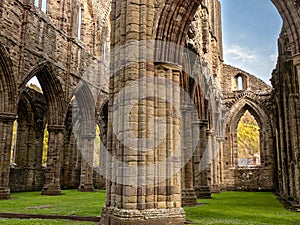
xmin=217 ymin=137 xmax=224 ymax=189
xmin=42 ymin=125 xmax=64 ymax=195
xmin=195 ymin=120 xmax=211 ymax=199
xmin=101 ymin=0 xmax=185 ymax=221
xmin=78 ymin=135 xmax=95 ymax=192
xmin=181 ymin=105 xmax=197 ymax=206
xmin=291 ymin=55 xmax=300 ymax=200
xmin=0 ymin=113 xmax=16 ymax=199
xmin=210 ymin=131 xmax=219 ymax=193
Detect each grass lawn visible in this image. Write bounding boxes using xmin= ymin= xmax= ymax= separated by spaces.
xmin=0 ymin=218 xmax=96 ymax=225
xmin=0 ymin=190 xmax=299 ymax=224
xmin=0 ymin=189 xmax=105 ymax=216
xmin=185 ymin=192 xmax=300 ymax=225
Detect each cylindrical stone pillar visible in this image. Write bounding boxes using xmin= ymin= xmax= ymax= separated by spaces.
xmin=42 ymin=125 xmax=64 ymax=195
xmin=78 ymin=134 xmax=95 ymax=192
xmin=0 ymin=113 xmax=16 ymax=199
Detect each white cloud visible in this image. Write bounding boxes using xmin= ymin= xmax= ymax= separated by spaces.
xmin=224 ymin=44 xmax=257 ymax=64
xmin=223 ymin=44 xmax=274 ymax=84
xmin=269 ymin=52 xmax=278 ymax=63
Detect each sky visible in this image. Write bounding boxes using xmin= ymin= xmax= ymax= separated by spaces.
xmin=220 ymin=0 xmax=283 ymax=84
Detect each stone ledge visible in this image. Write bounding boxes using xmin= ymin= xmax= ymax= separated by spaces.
xmin=0 ymin=213 xmax=100 ymax=222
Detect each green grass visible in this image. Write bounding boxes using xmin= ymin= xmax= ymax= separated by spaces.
xmin=0 ymin=218 xmax=96 ymax=224
xmin=184 ymin=192 xmax=300 ymax=225
xmin=0 ymin=190 xmax=299 ymax=224
xmin=0 ymin=189 xmax=105 ymax=216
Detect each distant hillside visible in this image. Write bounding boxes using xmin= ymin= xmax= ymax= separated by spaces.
xmin=237 ymin=110 xmax=260 ymax=158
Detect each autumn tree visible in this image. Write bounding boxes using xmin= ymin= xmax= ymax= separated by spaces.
xmin=237 ymin=110 xmax=260 ymax=159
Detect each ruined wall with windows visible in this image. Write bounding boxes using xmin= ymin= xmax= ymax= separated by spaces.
xmin=181 ymin=0 xmax=224 ymax=202
xmin=0 ymin=0 xmax=300 ymax=219
xmin=0 ymin=0 xmax=110 ymax=198
xmin=220 ymin=64 xmax=276 ymax=191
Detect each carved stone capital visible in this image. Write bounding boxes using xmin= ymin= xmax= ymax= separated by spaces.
xmin=47 ymin=125 xmax=65 ymax=132
xmin=293 ymin=53 xmax=300 ymax=67
xmin=0 ymin=113 xmax=17 ymax=122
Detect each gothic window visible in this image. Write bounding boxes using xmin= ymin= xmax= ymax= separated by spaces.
xmin=233 ymin=73 xmax=248 ymax=91
xmin=237 ymin=76 xmax=243 ymax=90
xmin=34 ymin=0 xmax=47 ymax=13
xmin=77 ymin=3 xmax=83 ymax=39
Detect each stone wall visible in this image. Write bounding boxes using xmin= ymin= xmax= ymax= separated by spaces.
xmin=220 ymin=64 xmax=276 ymax=191
xmin=0 ymin=0 xmax=110 ymax=198
xmin=271 ymin=27 xmax=300 ymax=204
xmin=9 ymin=167 xmax=45 ymax=192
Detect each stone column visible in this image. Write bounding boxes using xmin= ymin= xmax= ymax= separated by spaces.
xmin=194 ymin=120 xmax=211 ymax=199
xmin=210 ymin=131 xmax=219 ymax=193
xmin=181 ymin=104 xmax=197 ymax=206
xmin=42 ymin=125 xmax=64 ymax=195
xmin=100 ymin=0 xmax=185 ymax=223
xmin=294 ymin=54 xmax=300 ymax=96
xmin=78 ymin=134 xmax=95 ymax=192
xmin=0 ymin=113 xmax=16 ymax=199
xmin=15 ymin=123 xmax=29 ymax=166
xmin=99 ymin=119 xmax=107 ymax=175
xmin=217 ymin=137 xmax=224 ymax=190
xmin=101 ymin=63 xmax=185 ymax=224
xmin=292 ymin=55 xmax=300 ymax=201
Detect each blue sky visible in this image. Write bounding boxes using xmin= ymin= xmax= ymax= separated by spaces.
xmin=220 ymin=0 xmax=282 ymax=84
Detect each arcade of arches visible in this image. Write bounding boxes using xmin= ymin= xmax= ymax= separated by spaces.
xmin=0 ymin=0 xmax=299 ymax=224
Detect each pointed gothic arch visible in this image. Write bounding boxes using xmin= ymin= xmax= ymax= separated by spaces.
xmin=70 ymin=82 xmax=96 ymax=192
xmin=72 ymin=82 xmax=96 ymax=136
xmin=20 ymin=62 xmax=66 ymax=125
xmin=0 ymin=45 xmax=16 ymax=113
xmin=222 ymin=96 xmax=275 ymax=191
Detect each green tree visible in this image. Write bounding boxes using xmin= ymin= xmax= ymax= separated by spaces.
xmin=237 ymin=111 xmax=260 ymax=159
xmin=42 ymin=125 xmax=48 ymax=165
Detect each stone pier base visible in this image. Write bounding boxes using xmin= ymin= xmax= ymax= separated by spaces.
xmin=78 ymin=184 xmax=94 ymax=192
xmin=100 ymin=207 xmax=186 ymax=225
xmin=41 ymin=185 xmax=61 ymax=196
xmin=0 ymin=187 xmax=10 ymax=200
xmin=182 ymin=189 xmax=197 ymax=206
xmin=210 ymin=185 xmax=220 ymax=194
xmin=195 ymin=186 xmax=211 ymax=199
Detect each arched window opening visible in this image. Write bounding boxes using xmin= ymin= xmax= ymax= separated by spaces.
xmin=103 ymin=41 xmax=107 ymax=59
xmin=42 ymin=124 xmax=48 ymax=166
xmin=13 ymin=77 xmax=47 ymax=170
xmin=26 ymin=76 xmax=42 ymax=93
xmin=94 ymin=124 xmax=101 ymax=167
xmin=237 ymin=76 xmax=243 ymax=90
xmin=34 ymin=0 xmax=47 ymax=13
xmin=233 ymin=73 xmax=248 ymax=91
xmin=78 ymin=4 xmax=82 ymax=39
xmin=10 ymin=120 xmax=18 ymax=164
xmin=237 ymin=110 xmax=260 ymax=167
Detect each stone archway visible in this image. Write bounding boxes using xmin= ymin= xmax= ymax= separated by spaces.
xmin=10 ymin=87 xmax=47 ymax=192
xmin=222 ymin=97 xmax=275 ymax=191
xmin=20 ymin=62 xmax=66 ymax=196
xmin=0 ymin=0 xmax=298 ymax=219
xmin=72 ymin=82 xmax=96 ymax=192
xmin=0 ymin=45 xmax=17 ymax=199
xmin=270 ymin=0 xmax=300 ymax=204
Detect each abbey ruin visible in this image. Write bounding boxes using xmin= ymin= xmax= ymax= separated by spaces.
xmin=0 ymin=0 xmax=299 ymax=224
